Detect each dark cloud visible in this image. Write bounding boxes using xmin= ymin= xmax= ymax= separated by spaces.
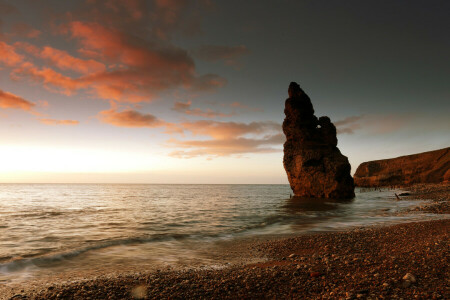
xmin=10 ymin=23 xmax=41 ymax=38
xmin=196 ymin=45 xmax=249 ymax=67
xmin=229 ymin=101 xmax=263 ymax=112
xmin=172 ymin=100 xmax=233 ymax=118
xmin=336 ymin=114 xmax=413 ymax=135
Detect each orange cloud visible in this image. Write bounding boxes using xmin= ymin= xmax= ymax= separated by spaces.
xmin=15 ymin=42 xmax=106 ymax=75
xmin=39 ymin=119 xmax=79 ymax=126
xmin=176 ymin=120 xmax=281 ymax=139
xmin=65 ymin=21 xmax=225 ymax=101
xmin=69 ymin=21 xmax=194 ymax=70
xmin=172 ymin=100 xmax=233 ymax=118
xmin=98 ymin=107 xmax=166 ymax=128
xmin=168 ymin=133 xmax=284 ymax=158
xmin=167 ymin=120 xmax=283 ymax=158
xmin=0 ymin=2 xmax=226 ymax=104
xmin=0 ymin=41 xmax=24 ymax=67
xmin=0 ymin=89 xmax=35 ymax=111
xmin=12 ymin=62 xmax=85 ymax=95
xmin=40 ymin=47 xmax=105 ymax=74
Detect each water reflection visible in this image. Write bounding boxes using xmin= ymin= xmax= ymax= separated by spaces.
xmin=280 ymin=197 xmax=353 ymax=231
xmin=284 ymin=196 xmax=353 ymax=213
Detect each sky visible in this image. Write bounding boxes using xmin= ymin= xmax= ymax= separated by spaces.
xmin=0 ymin=0 xmax=448 ymax=183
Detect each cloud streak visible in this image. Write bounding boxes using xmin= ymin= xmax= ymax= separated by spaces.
xmin=0 ymin=89 xmax=35 ymax=111
xmin=336 ymin=114 xmax=413 ymax=135
xmin=167 ymin=120 xmax=283 ymax=158
xmin=168 ymin=134 xmax=284 ymax=158
xmin=98 ymin=107 xmax=167 ymax=128
xmin=196 ymin=45 xmax=250 ymax=67
xmin=172 ymin=100 xmax=233 ymax=118
xmin=39 ymin=118 xmax=79 ymax=126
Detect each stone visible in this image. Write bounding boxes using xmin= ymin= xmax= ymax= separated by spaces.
xmin=402 ymin=273 xmax=416 ymax=283
xmin=354 ymin=147 xmax=450 ymax=187
xmin=283 ymin=82 xmax=355 ymax=198
xmin=310 ymin=271 xmax=321 ymax=278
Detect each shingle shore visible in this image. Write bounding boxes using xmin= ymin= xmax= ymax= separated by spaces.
xmin=8 ymin=184 xmax=450 ymax=300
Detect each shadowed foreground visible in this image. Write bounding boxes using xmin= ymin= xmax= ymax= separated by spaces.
xmin=7 ymin=184 xmax=448 ymax=299
xmin=21 ymin=219 xmax=447 ymax=300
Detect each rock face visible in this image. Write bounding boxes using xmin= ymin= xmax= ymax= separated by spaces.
xmin=283 ymin=82 xmax=355 ymax=198
xmin=354 ymin=147 xmax=450 ymax=187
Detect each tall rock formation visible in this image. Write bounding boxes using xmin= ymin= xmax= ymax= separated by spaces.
xmin=283 ymin=82 xmax=355 ymax=198
xmin=354 ymin=147 xmax=450 ymax=187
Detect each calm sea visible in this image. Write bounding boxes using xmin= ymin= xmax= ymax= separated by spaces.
xmin=0 ymin=184 xmax=438 ymax=284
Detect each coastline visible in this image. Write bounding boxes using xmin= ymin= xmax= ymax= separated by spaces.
xmin=5 ymin=184 xmax=449 ymax=300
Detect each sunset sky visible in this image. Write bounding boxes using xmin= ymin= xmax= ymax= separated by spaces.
xmin=0 ymin=0 xmax=449 ymax=183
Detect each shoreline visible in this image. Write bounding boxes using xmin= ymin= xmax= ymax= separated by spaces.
xmin=5 ymin=183 xmax=449 ymax=299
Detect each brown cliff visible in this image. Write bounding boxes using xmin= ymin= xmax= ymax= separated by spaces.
xmin=354 ymin=147 xmax=450 ymax=187
xmin=283 ymin=82 xmax=355 ymax=198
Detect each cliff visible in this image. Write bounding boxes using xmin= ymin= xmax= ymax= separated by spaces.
xmin=283 ymin=82 xmax=355 ymax=198
xmin=354 ymin=147 xmax=450 ymax=187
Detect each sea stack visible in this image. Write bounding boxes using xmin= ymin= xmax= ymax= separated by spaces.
xmin=283 ymin=82 xmax=355 ymax=198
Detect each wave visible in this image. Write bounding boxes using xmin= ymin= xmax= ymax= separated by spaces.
xmin=0 ymin=213 xmax=294 ymax=274
xmin=6 ymin=207 xmax=124 ymax=220
xmin=0 ymin=232 xmax=195 ymax=273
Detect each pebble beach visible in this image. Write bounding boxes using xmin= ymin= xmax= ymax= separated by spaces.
xmin=5 ymin=183 xmax=449 ymax=300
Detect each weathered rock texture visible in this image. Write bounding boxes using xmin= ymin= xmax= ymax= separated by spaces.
xmin=354 ymin=147 xmax=450 ymax=187
xmin=283 ymin=82 xmax=355 ymax=198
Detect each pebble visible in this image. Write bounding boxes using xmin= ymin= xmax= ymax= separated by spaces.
xmin=403 ymin=273 xmax=416 ymax=283
xmin=310 ymin=272 xmax=321 ymax=278
xmin=16 ymin=188 xmax=449 ymax=300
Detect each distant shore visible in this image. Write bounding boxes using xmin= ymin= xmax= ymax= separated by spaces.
xmin=6 ymin=183 xmax=449 ymax=300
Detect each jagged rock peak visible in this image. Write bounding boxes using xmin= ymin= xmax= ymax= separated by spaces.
xmin=282 ymin=82 xmax=355 ymax=198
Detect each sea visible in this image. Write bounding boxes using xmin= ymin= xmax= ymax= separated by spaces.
xmin=0 ymin=184 xmax=442 ymax=286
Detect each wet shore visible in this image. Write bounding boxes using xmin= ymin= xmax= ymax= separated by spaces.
xmin=6 ymin=183 xmax=449 ymax=299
